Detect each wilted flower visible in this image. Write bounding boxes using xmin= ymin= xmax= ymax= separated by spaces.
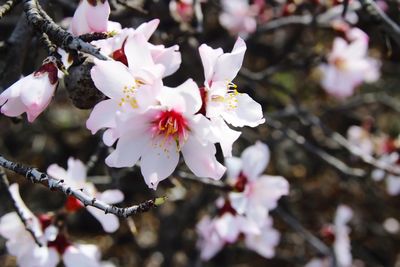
xmin=319 ymin=28 xmax=380 ymax=99
xmin=47 ymin=158 xmax=124 ymax=233
xmin=0 ymin=57 xmax=59 ymax=122
xmin=0 ymin=184 xmax=109 ymax=267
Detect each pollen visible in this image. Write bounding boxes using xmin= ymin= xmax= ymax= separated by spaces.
xmin=210 ymin=81 xmax=241 ymax=111
xmin=152 ymin=110 xmax=189 ymax=151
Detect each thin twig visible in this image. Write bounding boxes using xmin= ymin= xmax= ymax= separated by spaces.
xmin=359 ymin=0 xmax=400 ymax=45
xmin=297 ymin=109 xmax=400 ymax=176
xmin=0 ymin=167 xmax=43 ymax=246
xmin=266 ymin=117 xmax=366 ymax=177
xmin=0 ymin=155 xmax=165 ymax=217
xmin=274 ymin=207 xmax=332 ymax=257
xmin=0 ymin=0 xmax=20 ymax=19
xmin=22 ymin=0 xmax=107 ymax=60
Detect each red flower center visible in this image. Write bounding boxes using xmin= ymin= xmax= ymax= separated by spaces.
xmin=65 ymin=196 xmax=84 ymax=212
xmin=218 ymin=199 xmax=237 ymax=216
xmin=152 ymin=110 xmax=189 ymax=145
xmin=48 ymin=234 xmax=72 ymax=255
xmin=234 ymin=172 xmax=248 ymax=192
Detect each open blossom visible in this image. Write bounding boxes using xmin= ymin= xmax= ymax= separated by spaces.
xmin=226 ymin=142 xmax=289 ymax=226
xmin=169 ymin=0 xmax=194 ymax=23
xmin=199 ymin=37 xmax=264 ymax=156
xmin=306 ymin=205 xmax=353 ymax=267
xmin=347 ymin=125 xmax=374 ymax=156
xmin=0 ymin=57 xmax=59 ymax=122
xmin=70 ymin=0 xmax=111 ymax=36
xmin=319 ymin=28 xmax=380 ymax=99
xmin=47 ymin=158 xmax=124 ymax=233
xmin=92 ymin=19 xmax=181 ymax=77
xmin=371 ymin=152 xmax=400 ymax=196
xmin=105 ymin=79 xmax=226 ymax=189
xmin=0 ymin=184 xmax=109 ymax=267
xmin=86 ymin=33 xmax=167 ymax=146
xmin=196 ymin=198 xmax=279 ymax=260
xmin=219 ymin=0 xmax=259 ymax=38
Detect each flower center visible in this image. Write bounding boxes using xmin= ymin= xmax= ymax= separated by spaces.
xmin=211 ymin=82 xmax=240 ymax=111
xmin=152 ymin=110 xmax=189 ymax=149
xmin=48 ymin=234 xmax=72 ymax=255
xmin=332 ymin=57 xmax=347 ymax=70
xmin=218 ymin=199 xmax=237 ymax=216
xmin=198 ymin=86 xmax=208 ymax=116
xmin=233 ymin=172 xmax=248 ymax=192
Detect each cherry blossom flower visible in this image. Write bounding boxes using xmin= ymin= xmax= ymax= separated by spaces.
xmin=105 ymin=79 xmax=226 ymax=189
xmin=226 ymin=141 xmax=289 ymax=226
xmin=86 ymin=33 xmax=167 ymax=145
xmin=169 ymin=0 xmax=194 ymax=23
xmin=347 ymin=125 xmax=374 ymax=156
xmin=319 ymin=28 xmax=380 ymax=99
xmin=0 ymin=57 xmax=59 ymax=122
xmin=0 ymin=184 xmax=110 ymax=267
xmin=371 ymin=152 xmax=400 ymax=196
xmin=219 ymin=0 xmax=258 ymax=38
xmin=47 ymin=158 xmax=124 ymax=233
xmin=196 ymin=198 xmax=279 ymax=260
xmin=334 ymin=205 xmax=353 ymax=267
xmin=305 ymin=205 xmax=353 ymax=267
xmin=70 ymin=0 xmax=111 ymax=36
xmin=199 ymin=37 xmax=264 ymax=156
xmin=92 ymin=20 xmax=181 ymax=77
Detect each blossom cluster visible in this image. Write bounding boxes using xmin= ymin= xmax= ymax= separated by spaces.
xmin=196 ymin=142 xmax=289 ymax=260
xmin=0 ymin=0 xmax=264 ymax=190
xmin=319 ymin=27 xmax=380 ymax=99
xmin=347 ymin=124 xmax=400 ymax=196
xmin=0 ymin=183 xmax=113 ymax=267
xmin=306 ymin=205 xmax=353 ymax=267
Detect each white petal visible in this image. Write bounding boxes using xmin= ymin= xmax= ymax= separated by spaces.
xmin=241 ymin=141 xmax=270 ymax=180
xmin=98 ymin=189 xmax=124 ymax=204
xmin=213 ymin=37 xmax=246 ymax=82
xmin=225 ymin=156 xmax=242 ymax=181
xmin=47 ymin=164 xmax=69 ymax=181
xmin=63 ymin=244 xmax=101 ymax=267
xmin=105 ymin=132 xmax=149 ymax=168
xmin=66 ymin=158 xmax=87 ymax=185
xmin=198 ymin=44 xmax=223 ymax=84
xmin=209 ymin=117 xmax=241 ymax=157
xmin=181 ymin=136 xmax=226 ymax=180
xmin=87 ymin=206 xmax=120 ymax=233
xmin=244 ymin=219 xmax=280 ymax=259
xmin=140 ymin=137 xmax=180 ymax=189
xmin=91 ymin=59 xmax=133 ymax=99
xmin=135 ymin=19 xmax=160 ymax=40
xmin=229 ymin=192 xmax=248 ymax=214
xmin=1 ymin=97 xmax=26 ymax=117
xmin=86 ymin=99 xmax=118 ymax=134
xmin=386 ymin=175 xmax=400 ymax=196
xmin=173 ymin=79 xmax=202 ymax=115
xmin=214 ymin=213 xmax=240 ymax=243
xmin=221 ymin=93 xmax=265 ymax=127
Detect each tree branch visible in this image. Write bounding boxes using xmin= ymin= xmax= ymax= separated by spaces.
xmin=0 ymin=0 xmax=20 ymax=19
xmin=0 ymin=155 xmax=165 ymax=217
xmin=0 ymin=167 xmax=43 ymax=246
xmin=22 ymin=0 xmax=107 ymax=60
